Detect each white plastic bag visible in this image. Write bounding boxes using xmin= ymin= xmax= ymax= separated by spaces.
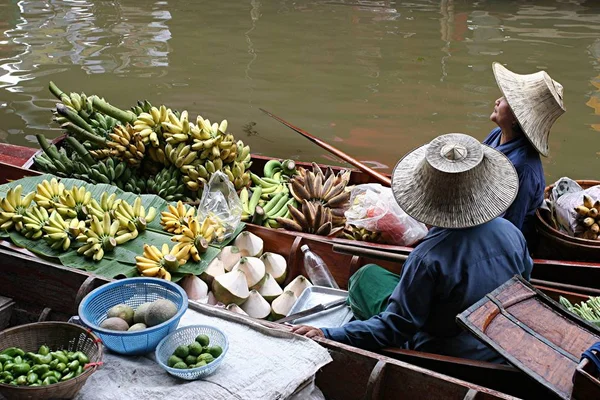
xmin=551 ymin=177 xmax=600 ymax=236
xmin=197 ymin=171 xmax=243 ymax=243
xmin=344 ymin=183 xmax=428 ymax=246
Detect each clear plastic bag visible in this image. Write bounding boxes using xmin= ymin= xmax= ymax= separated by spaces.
xmin=344 ymin=183 xmax=428 ymax=246
xmin=197 ymin=171 xmax=243 ymax=243
xmin=549 ymin=177 xmax=600 ymax=236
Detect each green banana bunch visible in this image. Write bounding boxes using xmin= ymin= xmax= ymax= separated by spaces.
xmin=250 ymin=173 xmax=289 ymax=201
xmin=21 ymin=205 xmax=50 ymax=240
xmin=263 ymin=159 xmax=297 ymax=180
xmin=130 ymin=100 xmax=154 ymax=116
xmin=0 ymin=185 xmax=36 ymax=231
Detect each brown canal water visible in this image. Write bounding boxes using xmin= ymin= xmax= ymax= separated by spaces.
xmin=0 ymin=0 xmax=599 ymax=183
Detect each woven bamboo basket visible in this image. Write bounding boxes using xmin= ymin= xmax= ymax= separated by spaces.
xmin=0 ymin=322 xmax=103 ymax=400
xmin=535 ymin=180 xmax=600 ymax=261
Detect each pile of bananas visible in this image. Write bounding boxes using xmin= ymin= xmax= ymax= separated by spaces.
xmin=274 ymin=163 xmax=352 ymax=236
xmin=135 ymin=243 xmax=190 ymax=281
xmin=574 ymin=194 xmax=600 ymax=240
xmin=0 ymin=180 xmax=156 ymax=262
xmin=342 ymin=225 xmax=382 ymax=243
xmin=34 ymin=82 xmax=253 ymax=202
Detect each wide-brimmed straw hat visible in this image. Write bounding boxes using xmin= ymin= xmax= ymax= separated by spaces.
xmin=392 ymin=133 xmax=518 ymax=229
xmin=492 ymin=62 xmax=566 ymax=157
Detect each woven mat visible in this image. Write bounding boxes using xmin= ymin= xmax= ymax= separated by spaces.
xmin=76 ymin=303 xmax=332 ymax=400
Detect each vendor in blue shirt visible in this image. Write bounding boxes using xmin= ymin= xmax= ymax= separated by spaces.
xmin=291 ymin=133 xmax=533 ymax=363
xmin=483 ymin=62 xmax=566 ymax=248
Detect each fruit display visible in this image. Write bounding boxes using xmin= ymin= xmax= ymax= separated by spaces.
xmin=33 ymin=82 xmax=253 ymax=201
xmin=179 ymin=231 xmax=311 ymax=321
xmin=99 ymin=299 xmax=178 ymax=332
xmin=574 ymin=194 xmax=600 ymax=240
xmin=0 ymin=345 xmax=90 ymax=386
xmin=0 ymin=180 xmax=151 ymax=260
xmin=167 ymin=334 xmax=223 ymax=370
xmin=560 ymin=296 xmax=600 ymax=326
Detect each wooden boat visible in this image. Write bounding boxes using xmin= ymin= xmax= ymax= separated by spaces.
xmin=0 ymin=247 xmax=522 ymax=400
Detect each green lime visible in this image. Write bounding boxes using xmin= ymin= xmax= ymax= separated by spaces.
xmin=195 ymin=360 xmax=207 ymax=368
xmin=195 ymin=334 xmax=210 ymax=347
xmin=188 ymin=342 xmax=203 ymax=357
xmin=184 ymin=355 xmax=197 ymax=366
xmin=172 ymin=362 xmax=188 ymax=369
xmin=197 ymin=353 xmax=214 ymax=364
xmin=173 ymin=345 xmax=189 ymax=359
xmin=207 ymin=345 xmax=223 ymax=359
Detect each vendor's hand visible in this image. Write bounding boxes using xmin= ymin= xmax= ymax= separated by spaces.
xmin=290 ymin=324 xmax=324 ymax=339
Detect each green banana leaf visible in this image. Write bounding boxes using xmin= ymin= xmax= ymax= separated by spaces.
xmin=0 ymin=174 xmax=244 ymax=281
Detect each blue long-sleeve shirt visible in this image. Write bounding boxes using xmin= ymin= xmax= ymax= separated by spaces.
xmin=322 ymin=218 xmax=533 ymax=362
xmin=483 ymin=127 xmax=545 ymax=246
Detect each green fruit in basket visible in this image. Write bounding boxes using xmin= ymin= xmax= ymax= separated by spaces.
xmin=134 ymin=302 xmax=153 ymax=324
xmin=128 ymin=323 xmax=147 ymax=332
xmin=195 ymin=360 xmax=207 ymax=368
xmin=107 ymin=304 xmax=135 ymax=326
xmin=207 ymin=345 xmax=223 ymax=358
xmin=145 ymin=299 xmax=178 ymax=327
xmin=184 ymin=355 xmax=197 ymax=366
xmin=100 ymin=317 xmax=129 ymax=331
xmin=195 ymin=334 xmax=210 ymax=347
xmin=167 ymin=355 xmax=183 ymax=368
xmin=197 ymin=353 xmax=214 ymax=364
xmin=173 ymin=345 xmax=189 ymax=359
xmin=188 ymin=342 xmax=203 ymax=357
xmin=172 ymin=362 xmax=188 ymax=370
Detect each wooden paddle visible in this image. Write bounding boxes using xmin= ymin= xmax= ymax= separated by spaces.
xmin=259 ymin=108 xmax=392 ymax=187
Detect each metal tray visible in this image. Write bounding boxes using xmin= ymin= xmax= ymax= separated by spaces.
xmin=287 ymin=286 xmax=354 ymax=328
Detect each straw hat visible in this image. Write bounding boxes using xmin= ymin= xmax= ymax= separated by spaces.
xmin=492 ymin=62 xmax=566 ymax=157
xmin=391 ymin=133 xmax=518 ymax=229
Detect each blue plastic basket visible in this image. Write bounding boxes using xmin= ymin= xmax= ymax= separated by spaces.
xmin=78 ymin=277 xmax=188 ymax=355
xmin=155 ymin=325 xmax=228 ymax=380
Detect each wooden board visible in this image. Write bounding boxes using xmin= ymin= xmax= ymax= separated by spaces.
xmin=457 ymin=275 xmax=600 ymax=399
xmin=572 ymin=357 xmax=600 ymax=400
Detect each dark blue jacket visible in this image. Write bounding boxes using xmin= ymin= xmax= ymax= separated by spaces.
xmin=483 ymin=127 xmax=545 ymax=247
xmin=322 ymin=218 xmax=533 ymax=362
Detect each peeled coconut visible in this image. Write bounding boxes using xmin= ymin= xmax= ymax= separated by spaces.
xmin=134 ymin=302 xmax=153 ymax=324
xmin=271 ymin=290 xmax=298 ymax=320
xmin=260 ymin=252 xmax=287 ymax=285
xmin=212 ymin=269 xmax=250 ymax=306
xmin=257 ymin=273 xmax=283 ymax=303
xmin=128 ymin=323 xmax=147 ymax=332
xmin=220 ymin=246 xmax=242 ymax=272
xmin=226 ymin=303 xmax=248 ymax=316
xmin=240 ymin=290 xmax=271 ymax=319
xmin=232 ymin=257 xmax=266 ymax=290
xmin=100 ymin=317 xmax=129 ymax=331
xmin=200 ymin=257 xmax=225 ymax=285
xmin=145 ymin=299 xmax=178 ymax=327
xmin=180 ymin=274 xmax=209 ymax=302
xmin=107 ymin=304 xmax=134 ymax=326
xmin=284 ymin=275 xmax=313 ymax=298
xmin=207 ymin=291 xmax=218 ymax=306
xmin=234 ymin=231 xmax=263 ymax=257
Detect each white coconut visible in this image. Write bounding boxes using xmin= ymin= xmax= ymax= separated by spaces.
xmin=240 ymin=290 xmax=271 ymax=319
xmin=260 ymin=252 xmax=288 ymax=285
xmin=257 ymin=273 xmax=283 ymax=303
xmin=283 ymin=275 xmax=313 ymax=298
xmin=226 ymin=303 xmax=249 ymax=316
xmin=233 ymin=231 xmax=264 ymax=257
xmin=219 ymin=246 xmax=242 ymax=272
xmin=231 ymin=257 xmax=266 ymax=290
xmin=271 ymin=290 xmax=298 ymax=320
xmin=180 ymin=274 xmax=208 ymax=301
xmin=211 ymin=269 xmax=250 ymax=306
xmin=200 ymin=257 xmax=225 ymax=285
xmin=207 ymin=291 xmax=218 ymax=306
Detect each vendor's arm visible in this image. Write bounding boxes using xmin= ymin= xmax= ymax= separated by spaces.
xmin=321 ymin=256 xmax=434 ymax=350
xmin=503 ymin=165 xmax=537 ymax=231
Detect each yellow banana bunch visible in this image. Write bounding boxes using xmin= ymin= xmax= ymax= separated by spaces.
xmin=114 ymin=196 xmax=156 ymax=233
xmin=55 ymin=186 xmax=92 ymax=219
xmin=133 ymin=105 xmax=169 ymax=147
xmin=76 ymin=212 xmax=132 ymax=261
xmin=34 ymin=178 xmax=65 ymax=211
xmin=135 ymin=243 xmax=190 ymax=280
xmin=87 ymin=192 xmax=121 ymax=220
xmin=0 ymin=185 xmax=36 ymax=231
xmin=160 ymin=201 xmax=195 ymax=234
xmin=94 ymin=124 xmax=146 ymax=167
xmin=170 ymin=216 xmax=222 ymax=262
xmin=21 ymin=205 xmax=49 ymax=240
xmin=42 ymin=211 xmax=76 ymax=250
xmin=162 ymin=110 xmax=192 ymax=145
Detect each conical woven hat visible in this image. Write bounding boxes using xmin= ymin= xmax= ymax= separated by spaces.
xmin=492 ymin=62 xmax=566 ymax=157
xmin=392 ymin=133 xmax=518 ymax=229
